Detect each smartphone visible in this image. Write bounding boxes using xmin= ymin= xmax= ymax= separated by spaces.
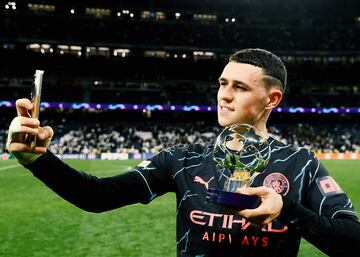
xmin=28 ymin=70 xmax=44 ymax=148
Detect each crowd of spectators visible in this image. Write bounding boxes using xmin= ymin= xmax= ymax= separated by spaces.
xmin=2 ymin=120 xmax=360 ymax=155
xmin=46 ymin=122 xmax=221 ymax=155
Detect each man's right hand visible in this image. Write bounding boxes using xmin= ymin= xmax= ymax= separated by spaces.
xmin=6 ymin=98 xmax=54 ymax=165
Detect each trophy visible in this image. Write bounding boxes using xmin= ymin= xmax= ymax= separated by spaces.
xmin=206 ymin=124 xmax=271 ymax=209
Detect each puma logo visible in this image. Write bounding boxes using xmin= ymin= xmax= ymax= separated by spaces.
xmin=194 ymin=176 xmax=214 ymax=190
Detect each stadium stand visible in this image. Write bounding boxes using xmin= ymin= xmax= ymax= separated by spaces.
xmin=1 ymin=0 xmax=360 ymax=156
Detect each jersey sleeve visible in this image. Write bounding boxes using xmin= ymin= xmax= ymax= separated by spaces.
xmin=24 ymin=149 xmax=175 ymax=212
xmin=132 ymin=147 xmax=177 ymax=201
xmin=303 ymin=153 xmax=358 ymax=220
xmin=278 ymin=151 xmax=360 ymax=256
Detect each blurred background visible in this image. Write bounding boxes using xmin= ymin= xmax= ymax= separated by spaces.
xmin=1 ymin=0 xmax=360 ymax=158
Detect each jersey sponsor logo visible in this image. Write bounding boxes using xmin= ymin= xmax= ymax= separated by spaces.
xmin=189 ymin=209 xmax=287 ymax=247
xmin=190 ymin=210 xmax=287 ymax=232
xmin=201 ymin=231 xmax=269 ymax=247
xmin=263 ymin=172 xmax=290 ymax=196
xmin=316 ymin=176 xmax=343 ymax=196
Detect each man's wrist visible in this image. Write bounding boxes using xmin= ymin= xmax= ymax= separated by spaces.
xmin=14 ymin=151 xmax=44 ymax=165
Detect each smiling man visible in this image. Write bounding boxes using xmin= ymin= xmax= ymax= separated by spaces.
xmin=217 ymin=52 xmax=284 ymax=133
xmin=6 ymin=48 xmax=360 ymax=256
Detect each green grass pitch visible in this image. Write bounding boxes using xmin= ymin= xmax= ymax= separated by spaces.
xmin=0 ymin=159 xmax=359 ymax=257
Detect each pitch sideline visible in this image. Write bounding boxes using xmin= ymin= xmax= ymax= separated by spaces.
xmin=0 ymin=164 xmax=21 ymax=171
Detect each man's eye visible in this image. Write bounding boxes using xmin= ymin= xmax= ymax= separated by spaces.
xmin=235 ymin=85 xmax=246 ymax=90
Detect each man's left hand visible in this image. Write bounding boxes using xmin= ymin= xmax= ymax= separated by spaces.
xmin=236 ymin=186 xmax=283 ymax=228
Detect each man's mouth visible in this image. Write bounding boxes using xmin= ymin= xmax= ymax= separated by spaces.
xmin=220 ymin=106 xmax=234 ymax=112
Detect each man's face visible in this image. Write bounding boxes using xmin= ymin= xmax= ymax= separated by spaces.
xmin=217 ymin=61 xmax=270 ymax=127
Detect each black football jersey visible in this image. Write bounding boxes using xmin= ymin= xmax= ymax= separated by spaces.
xmin=134 ymin=138 xmax=358 ymax=256
xmin=26 ymin=138 xmax=359 ymax=256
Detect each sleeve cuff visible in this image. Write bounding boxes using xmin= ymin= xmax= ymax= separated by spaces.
xmin=277 ymin=196 xmax=300 ymax=225
xmin=22 ymin=150 xmax=57 ymax=175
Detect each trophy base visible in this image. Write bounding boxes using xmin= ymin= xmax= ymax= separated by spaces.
xmin=205 ymin=188 xmax=260 ymax=210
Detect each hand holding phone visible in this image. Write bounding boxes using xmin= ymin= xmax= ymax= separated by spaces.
xmin=7 ymin=70 xmax=53 ymax=164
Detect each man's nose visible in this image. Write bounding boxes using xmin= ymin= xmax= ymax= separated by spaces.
xmin=218 ymin=84 xmax=234 ymax=102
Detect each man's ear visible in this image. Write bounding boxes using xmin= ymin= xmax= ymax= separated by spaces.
xmin=265 ymin=89 xmax=283 ymax=110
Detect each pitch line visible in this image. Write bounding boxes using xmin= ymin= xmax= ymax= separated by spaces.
xmin=0 ymin=164 xmax=21 ymax=171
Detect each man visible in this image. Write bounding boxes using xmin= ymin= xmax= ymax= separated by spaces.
xmin=7 ymin=48 xmax=360 ymax=256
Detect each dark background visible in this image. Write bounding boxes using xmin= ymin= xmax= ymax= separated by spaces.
xmin=1 ymin=0 xmax=360 ymax=153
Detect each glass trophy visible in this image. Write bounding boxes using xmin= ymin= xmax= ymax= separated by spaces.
xmin=206 ymin=124 xmax=271 ymax=209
